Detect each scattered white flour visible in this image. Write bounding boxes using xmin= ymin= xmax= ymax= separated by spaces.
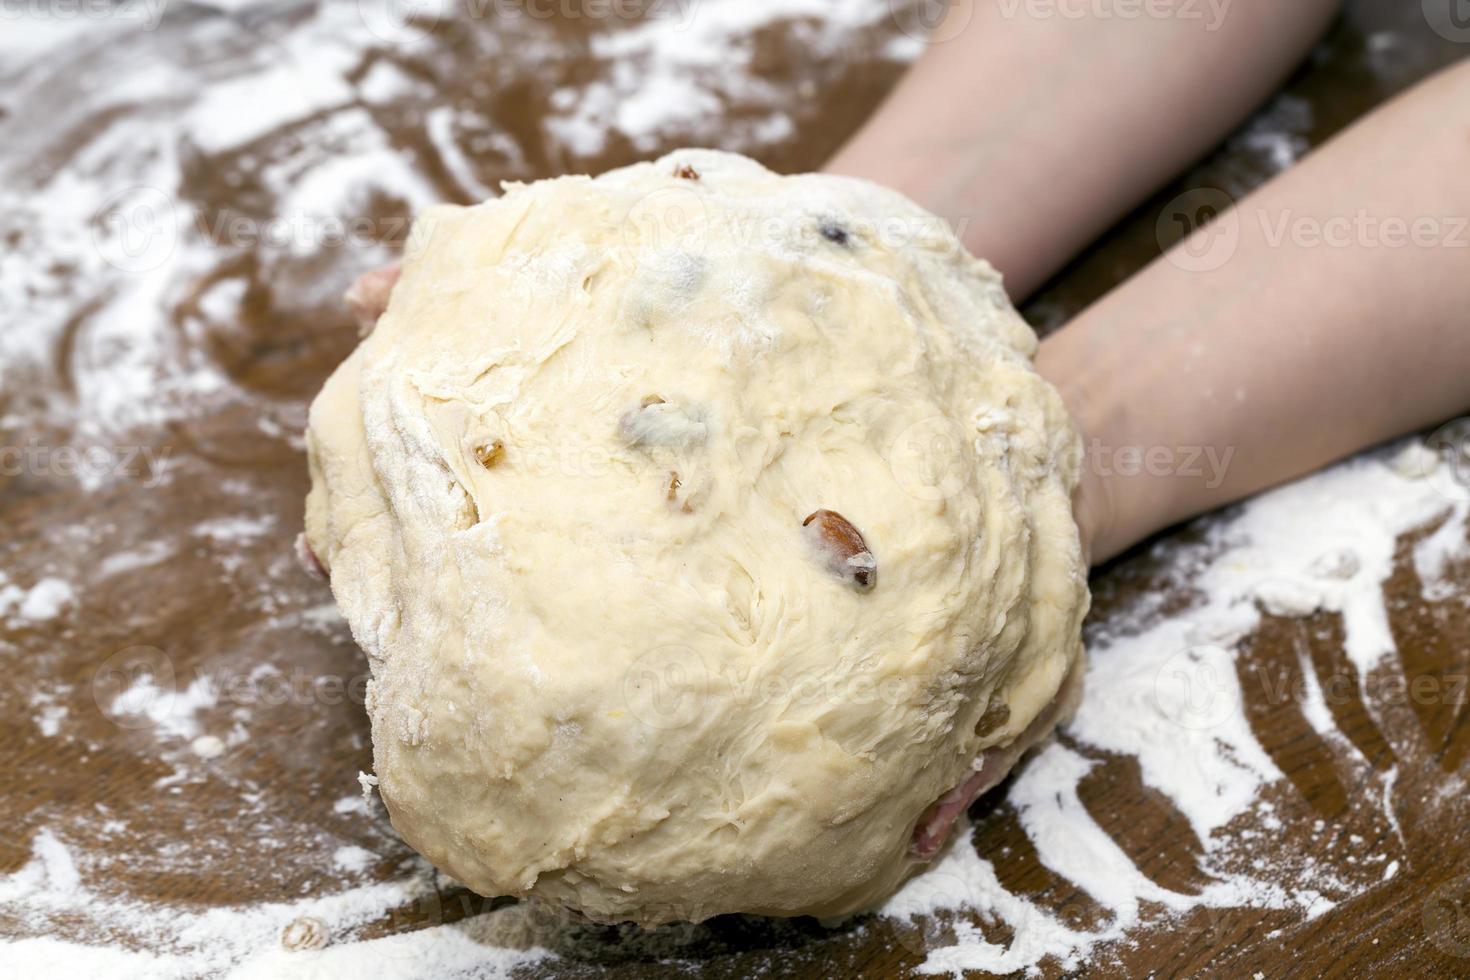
xmin=35 ymin=703 xmax=70 ymax=738
xmin=1217 ymin=93 xmax=1314 ymax=196
xmin=357 ymin=60 xmax=431 ymax=106
xmin=544 ymin=0 xmax=915 ymax=155
xmin=26 ymin=577 xmax=74 ymax=618
xmin=0 ymin=2 xmax=444 ymax=452
xmin=425 ymin=106 xmax=499 ymax=201
xmin=0 ymin=13 xmax=126 ymax=67
xmin=297 ymin=602 xmax=348 ymax=634
xmin=333 ymin=795 xmax=370 ymax=816
xmin=110 ymin=672 xmax=219 ymax=742
xmin=333 ymin=846 xmax=378 ymax=875
xmin=97 ymin=541 xmax=175 ymax=578
xmin=7 ymin=436 xmax=1459 ymax=977
xmin=4 ymin=6 xmax=1466 ymax=977
xmin=1382 ymin=766 xmax=1407 ymax=848
xmin=193 ymin=515 xmax=277 ymax=544
xmin=1295 ymin=648 xmax=1337 ymax=739
xmin=1238 ymin=95 xmax=1312 ymax=172
xmin=881 ymin=437 xmax=1468 ymax=974
xmin=0 ymin=0 xmax=901 ymax=470
xmin=0 ymin=829 xmax=550 ymax=979
xmin=1 ymin=576 xmax=76 ymax=622
xmin=27 ymin=577 xmax=74 ymax=619
xmin=185 ymin=63 xmax=354 ymax=155
xmin=28 ymin=685 xmax=74 ymax=738
xmin=1414 ymin=497 xmax=1470 ymax=601
xmin=190 ymin=735 xmax=227 ymax=759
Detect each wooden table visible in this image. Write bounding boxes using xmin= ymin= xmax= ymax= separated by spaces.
xmin=2 ymin=1 xmax=1466 ymax=976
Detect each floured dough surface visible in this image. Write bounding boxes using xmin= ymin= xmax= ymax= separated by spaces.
xmin=304 ymin=149 xmax=1088 ymax=924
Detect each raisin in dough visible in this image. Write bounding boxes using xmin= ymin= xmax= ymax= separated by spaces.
xmin=304 ymin=150 xmax=1089 ymax=925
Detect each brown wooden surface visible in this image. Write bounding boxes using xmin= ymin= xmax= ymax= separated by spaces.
xmin=2 ymin=2 xmax=1469 ymax=977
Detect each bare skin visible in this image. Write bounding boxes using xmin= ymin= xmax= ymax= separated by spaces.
xmin=1043 ymin=59 xmax=1470 ymax=562
xmin=910 ymin=52 xmax=1470 ymax=833
xmin=343 ymin=262 xmax=401 ymax=334
xmin=833 ymin=3 xmax=1470 ymax=848
xmin=827 ymin=0 xmax=1344 ymax=298
xmin=339 ymin=6 xmax=1470 ymax=859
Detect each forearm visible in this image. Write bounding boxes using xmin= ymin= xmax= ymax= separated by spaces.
xmin=1041 ymin=59 xmax=1470 ymax=564
xmin=827 ymin=0 xmax=1341 ymax=297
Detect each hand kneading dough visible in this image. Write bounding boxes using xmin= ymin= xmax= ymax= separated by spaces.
xmin=304 ymin=149 xmax=1089 ymax=925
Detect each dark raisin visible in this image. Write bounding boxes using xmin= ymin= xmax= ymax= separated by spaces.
xmin=819 ymin=221 xmax=850 ymax=246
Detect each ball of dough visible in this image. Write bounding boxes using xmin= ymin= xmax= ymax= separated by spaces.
xmin=304 ymin=150 xmax=1088 ymax=925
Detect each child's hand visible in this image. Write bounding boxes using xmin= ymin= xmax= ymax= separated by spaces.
xmin=1041 ymin=60 xmax=1470 ymax=565
xmin=344 ymin=262 xmax=401 ymax=334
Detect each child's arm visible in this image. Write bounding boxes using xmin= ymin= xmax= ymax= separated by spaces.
xmin=1042 ymin=60 xmax=1470 ymax=564
xmin=826 ymin=0 xmax=1342 ymax=298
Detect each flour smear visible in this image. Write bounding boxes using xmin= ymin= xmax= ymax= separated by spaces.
xmin=5 ymin=436 xmax=1463 ymax=977
xmin=3 ymin=0 xmax=1467 ymax=977
xmin=881 ymin=438 xmax=1470 ymax=974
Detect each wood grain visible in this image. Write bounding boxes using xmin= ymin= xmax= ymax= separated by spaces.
xmin=1 ymin=2 xmax=1467 ymax=977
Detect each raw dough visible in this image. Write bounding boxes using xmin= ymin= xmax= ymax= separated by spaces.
xmin=304 ymin=149 xmax=1088 ymax=924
